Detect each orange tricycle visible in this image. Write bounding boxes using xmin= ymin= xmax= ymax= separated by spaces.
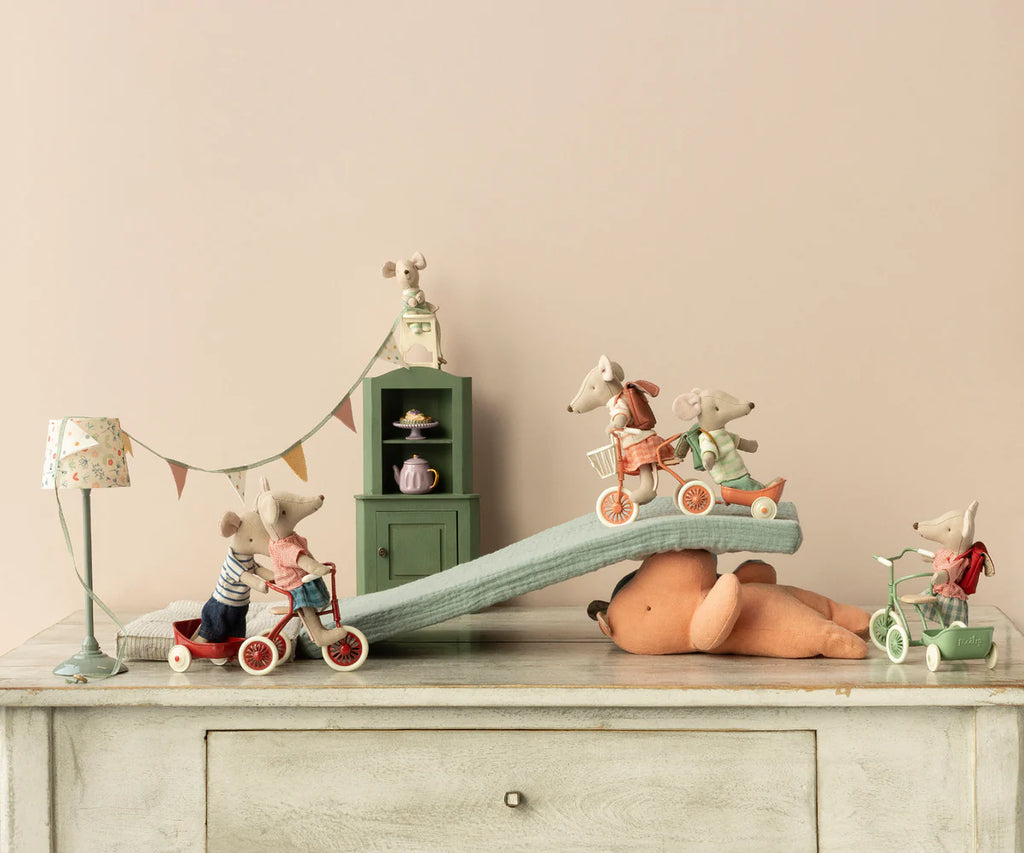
xmin=587 ymin=430 xmax=715 ymax=527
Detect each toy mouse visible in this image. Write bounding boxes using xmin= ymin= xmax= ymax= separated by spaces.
xmin=383 ymin=251 xmax=434 ymax=333
xmin=672 ymin=388 xmax=776 ymax=492
xmin=568 ymin=355 xmax=676 ymax=505
xmin=254 ymin=477 xmax=354 ymax=648
xmin=913 ymin=500 xmax=994 ymax=626
xmin=192 ymin=508 xmax=276 ymax=645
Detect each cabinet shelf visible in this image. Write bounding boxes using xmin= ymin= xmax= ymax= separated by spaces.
xmin=382 ymin=438 xmax=454 ymax=446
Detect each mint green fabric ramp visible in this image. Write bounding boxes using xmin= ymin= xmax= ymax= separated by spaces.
xmin=328 ymin=496 xmax=802 ymax=644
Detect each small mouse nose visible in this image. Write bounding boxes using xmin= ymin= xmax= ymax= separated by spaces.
xmin=913 ymin=522 xmax=919 ymax=530
xmin=748 ymin=402 xmax=755 ymax=411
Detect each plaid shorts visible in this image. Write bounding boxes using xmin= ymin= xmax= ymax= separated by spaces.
xmin=288 ymin=578 xmax=330 ymax=611
xmin=920 ymin=594 xmax=969 ymax=627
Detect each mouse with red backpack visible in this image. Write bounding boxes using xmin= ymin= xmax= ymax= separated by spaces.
xmin=567 ymin=355 xmax=681 ymax=505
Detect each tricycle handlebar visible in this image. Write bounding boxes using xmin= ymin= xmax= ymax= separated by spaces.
xmin=874 ymin=547 xmax=935 ymax=566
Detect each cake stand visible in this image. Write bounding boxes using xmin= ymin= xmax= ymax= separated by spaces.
xmin=393 ymin=420 xmax=439 ymax=441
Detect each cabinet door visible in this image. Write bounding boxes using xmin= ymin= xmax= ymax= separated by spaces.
xmin=376 ymin=511 xmax=458 ymax=589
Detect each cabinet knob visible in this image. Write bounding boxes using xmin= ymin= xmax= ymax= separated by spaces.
xmin=504 ymin=791 xmax=523 ymax=808
xmin=377 ymin=547 xmax=388 ymax=558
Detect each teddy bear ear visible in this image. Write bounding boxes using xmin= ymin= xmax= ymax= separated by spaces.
xmin=220 ymin=511 xmax=242 ymax=538
xmin=672 ymin=392 xmax=702 ymax=420
xmin=382 ymin=261 xmax=397 ymax=278
xmin=410 ymin=252 xmax=426 ymax=270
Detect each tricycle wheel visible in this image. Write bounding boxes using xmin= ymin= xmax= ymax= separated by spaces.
xmin=167 ymin=645 xmax=192 ymax=673
xmin=986 ymin=642 xmax=999 ymax=670
xmin=750 ymin=496 xmax=777 ymax=520
xmin=596 ymin=486 xmax=638 ymax=527
xmin=210 ymin=657 xmax=229 ymax=666
xmin=238 ymin=636 xmax=279 ymax=676
xmin=949 ymin=620 xmax=967 ymax=629
xmin=868 ymin=609 xmax=892 ymax=651
xmin=261 ymin=630 xmax=293 ymax=664
xmin=323 ymin=626 xmax=369 ymax=672
xmin=925 ymin=643 xmax=941 ymax=672
xmin=675 ymin=481 xmax=714 ymax=516
xmin=886 ymin=623 xmax=909 ymax=664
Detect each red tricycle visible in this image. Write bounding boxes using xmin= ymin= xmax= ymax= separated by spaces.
xmin=587 ymin=430 xmax=715 ymax=527
xmin=168 ymin=563 xmax=368 ymax=675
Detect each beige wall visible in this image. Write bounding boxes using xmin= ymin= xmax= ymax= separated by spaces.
xmin=3 ymin=1 xmax=1021 ymax=656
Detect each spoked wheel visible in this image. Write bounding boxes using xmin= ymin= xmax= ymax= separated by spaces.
xmin=925 ymin=643 xmax=941 ymax=672
xmin=322 ymin=626 xmax=369 ymax=672
xmin=868 ymin=608 xmax=892 ymax=651
xmin=167 ymin=645 xmax=192 ymax=673
xmin=750 ymin=496 xmax=777 ymax=520
xmin=238 ymin=636 xmax=280 ymax=676
xmin=886 ymin=623 xmax=909 ymax=664
xmin=675 ymin=481 xmax=714 ymax=516
xmin=596 ymin=486 xmax=638 ymax=527
xmin=261 ymin=631 xmax=293 ymax=664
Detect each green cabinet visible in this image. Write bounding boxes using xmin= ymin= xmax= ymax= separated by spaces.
xmin=356 ymin=368 xmax=480 ymax=594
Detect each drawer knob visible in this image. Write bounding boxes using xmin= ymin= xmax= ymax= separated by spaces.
xmin=504 ymin=791 xmax=523 ymax=808
xmin=377 ymin=547 xmax=388 ymax=558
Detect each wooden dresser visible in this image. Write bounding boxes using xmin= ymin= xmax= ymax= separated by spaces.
xmin=1 ymin=606 xmax=1021 ymax=851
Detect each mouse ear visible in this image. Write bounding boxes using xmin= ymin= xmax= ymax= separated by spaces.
xmin=410 ymin=251 xmax=426 ymax=270
xmin=259 ymin=476 xmax=271 ymax=492
xmin=672 ymin=391 xmax=702 ymax=421
xmin=382 ymin=260 xmax=397 ymax=278
xmin=598 ymin=355 xmax=614 ymax=381
xmin=256 ymin=491 xmax=279 ymax=528
xmin=961 ymin=500 xmax=979 ymax=548
xmin=220 ymin=511 xmax=242 ymax=538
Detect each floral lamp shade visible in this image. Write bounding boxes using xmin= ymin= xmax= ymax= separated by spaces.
xmin=42 ymin=417 xmax=130 ymax=490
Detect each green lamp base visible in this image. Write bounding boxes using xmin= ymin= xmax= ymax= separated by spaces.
xmin=53 ymin=648 xmax=127 ymax=679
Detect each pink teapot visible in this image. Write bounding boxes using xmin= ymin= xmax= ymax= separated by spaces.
xmin=393 ymin=455 xmax=439 ymax=494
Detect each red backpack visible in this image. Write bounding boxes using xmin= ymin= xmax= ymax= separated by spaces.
xmin=617 ymin=380 xmax=660 ymax=430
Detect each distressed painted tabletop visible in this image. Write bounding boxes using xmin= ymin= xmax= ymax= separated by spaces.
xmin=0 ymin=605 xmax=1022 ymax=710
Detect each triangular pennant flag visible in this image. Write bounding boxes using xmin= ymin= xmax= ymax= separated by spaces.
xmin=225 ymin=470 xmax=246 ymax=502
xmin=122 ymin=432 xmax=134 ymax=456
xmin=51 ymin=419 xmax=99 ymax=460
xmin=379 ymin=331 xmax=405 ymax=365
xmin=168 ymin=462 xmax=188 ymax=499
xmin=282 ymin=445 xmax=308 ymax=482
xmin=333 ymin=398 xmax=356 ymax=433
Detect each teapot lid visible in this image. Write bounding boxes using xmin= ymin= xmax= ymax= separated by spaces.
xmin=404 ymin=454 xmax=429 ymax=466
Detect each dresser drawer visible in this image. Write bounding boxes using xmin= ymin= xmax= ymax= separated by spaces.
xmin=207 ymin=729 xmax=817 ymax=851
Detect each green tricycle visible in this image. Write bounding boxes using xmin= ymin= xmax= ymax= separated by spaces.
xmin=869 ymin=547 xmax=998 ymax=672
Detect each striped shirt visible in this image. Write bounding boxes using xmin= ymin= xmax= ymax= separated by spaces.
xmin=212 ymin=549 xmax=257 ymax=607
xmin=698 ymin=429 xmax=749 ymax=484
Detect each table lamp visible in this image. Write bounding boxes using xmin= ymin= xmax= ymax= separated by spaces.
xmin=42 ymin=417 xmax=130 ymax=678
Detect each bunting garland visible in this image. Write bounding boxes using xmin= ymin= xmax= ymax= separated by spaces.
xmin=123 ymin=312 xmax=406 ymax=501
